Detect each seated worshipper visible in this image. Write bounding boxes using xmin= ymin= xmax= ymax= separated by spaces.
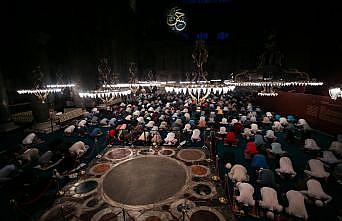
xmin=231 ymin=118 xmax=238 ymax=125
xmin=264 ymin=130 xmax=277 ymax=142
xmin=251 ymin=154 xmax=269 ymax=170
xmin=233 ymin=121 xmax=243 ymax=134
xmin=300 ymin=179 xmax=332 ymax=206
xmin=91 ymin=107 xmax=99 ymax=114
xmin=164 ymin=132 xmax=178 ymax=145
xmin=108 ymin=129 xmax=117 ymax=144
xmin=250 ymin=116 xmax=257 ymax=123
xmin=304 ymin=138 xmax=321 ymax=151
xmin=90 ymin=128 xmax=102 ymax=138
xmin=266 ymin=142 xmax=286 ymax=158
xmin=78 ymin=119 xmax=87 ymax=128
xmin=319 ymin=151 xmax=342 ymax=165
xmin=250 ymin=123 xmax=260 ymax=134
xmin=244 ymin=141 xmax=258 ymax=159
xmin=236 ymin=182 xmax=255 ymax=207
xmin=209 ymin=111 xmax=216 ymax=123
xmin=216 ymin=106 xmax=223 ymax=115
xmin=266 ymin=112 xmax=273 ymax=119
xmin=304 ymin=159 xmax=330 ymax=179
xmin=225 ymin=132 xmax=238 ymax=146
xmin=329 ymin=141 xmax=342 ymax=156
xmin=100 ymin=118 xmax=108 ymax=126
xmin=0 ymin=164 xmax=17 ymax=182
xmin=137 ymin=116 xmax=145 ymax=125
xmin=220 ymin=118 xmax=229 ymax=125
xmin=125 ymin=115 xmax=132 ymax=123
xmin=151 ymin=127 xmax=162 ymax=145
xmin=21 ymin=148 xmax=40 ymax=164
xmin=145 ymin=121 xmax=155 ymax=129
xmin=218 ymin=126 xmax=227 ymax=137
xmin=183 ymin=123 xmax=192 ymax=133
xmin=285 ymin=190 xmax=308 ymax=220
xmin=257 ymin=169 xmax=277 ymax=188
xmin=240 ymin=115 xmax=247 ymax=124
xmin=198 ymin=116 xmax=206 ymax=128
xmin=184 ymin=113 xmax=191 ymax=122
xmin=109 ymin=118 xmax=116 ymax=127
xmin=297 ymin=118 xmax=311 ymax=131
xmin=254 ymin=134 xmax=266 ymax=148
xmin=259 ymin=187 xmax=283 ymax=219
xmin=228 ymin=164 xmax=249 ymax=182
xmin=272 ymin=121 xmax=283 ymax=132
xmin=191 ymin=129 xmax=201 ymax=142
xmin=69 ymin=141 xmax=89 ymax=158
xmin=279 ymin=117 xmax=288 ymax=126
xmin=22 ymin=133 xmax=37 ymax=145
xmin=242 ymin=128 xmax=253 ymax=140
xmin=262 ymin=116 xmax=272 ymax=124
xmin=275 ymin=157 xmax=296 ymax=178
xmin=64 ymin=125 xmax=75 ymax=135
xmin=90 ymin=116 xmax=99 ymax=124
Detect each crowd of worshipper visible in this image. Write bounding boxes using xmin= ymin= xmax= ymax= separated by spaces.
xmin=1 ymin=90 xmax=342 ymax=220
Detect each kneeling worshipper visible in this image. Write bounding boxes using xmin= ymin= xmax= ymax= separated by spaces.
xmin=38 ymin=150 xmax=54 ymax=166
xmin=100 ymin=118 xmax=108 ymax=126
xmin=285 ymin=190 xmax=309 ymax=220
xmin=22 ymin=132 xmax=37 ymax=145
xmin=0 ymin=164 xmax=17 ymax=182
xmin=251 ymin=154 xmax=269 ymax=170
xmin=164 ymin=132 xmax=177 ymax=145
xmin=21 ymin=148 xmax=40 ymax=164
xmin=319 ymin=151 xmax=342 ymax=165
xmin=233 ymin=121 xmax=244 ymax=134
xmin=69 ymin=141 xmax=89 ymax=158
xmin=91 ymin=107 xmax=99 ymax=114
xmin=78 ymin=119 xmax=87 ymax=128
xmin=64 ymin=125 xmax=75 ymax=135
xmin=236 ymin=182 xmax=255 ymax=207
xmin=259 ymin=187 xmax=283 ymax=219
xmin=304 ymin=159 xmax=330 ymax=179
xmin=329 ymin=141 xmax=342 ymax=156
xmin=244 ymin=141 xmax=258 ymax=159
xmin=225 ymin=132 xmax=238 ymax=146
xmin=191 ymin=129 xmax=201 ymax=142
xmin=264 ymin=130 xmax=277 ymax=142
xmin=300 ymin=179 xmax=332 ymax=206
xmin=275 ymin=157 xmax=297 ymax=178
xmin=228 ymin=164 xmax=249 ymax=182
xmin=272 ymin=121 xmax=283 ymax=132
xmin=304 ymin=138 xmax=321 ymax=151
xmin=90 ymin=128 xmax=102 ymax=138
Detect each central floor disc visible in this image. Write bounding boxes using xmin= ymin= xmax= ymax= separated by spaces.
xmin=102 ymin=156 xmax=188 ymax=207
